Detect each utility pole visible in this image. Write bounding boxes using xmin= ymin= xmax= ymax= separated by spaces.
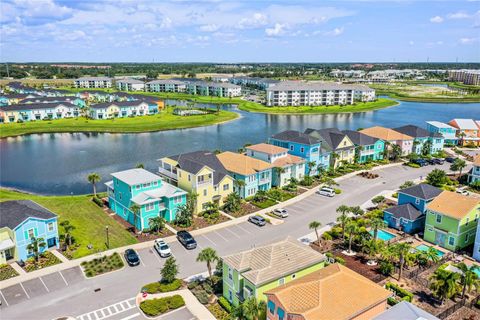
xmin=105 ymin=226 xmax=110 ymax=249
xmin=6 ymin=63 xmax=10 ymax=78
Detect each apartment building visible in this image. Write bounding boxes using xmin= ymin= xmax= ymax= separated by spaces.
xmin=0 ymin=102 xmax=81 ymax=123
xmin=448 ymin=70 xmax=480 ymax=86
xmin=229 ymin=77 xmax=280 ymax=89
xmin=74 ymin=77 xmax=112 ymax=88
xmin=146 ymin=80 xmax=187 ymax=93
xmin=186 ymin=81 xmax=242 ymax=97
xmin=116 ymin=78 xmax=145 ymax=91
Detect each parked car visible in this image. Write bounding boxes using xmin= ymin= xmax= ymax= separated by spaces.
xmin=426 ymin=158 xmax=436 ymax=165
xmin=124 ymin=249 xmax=140 ymax=266
xmin=432 ymin=158 xmax=445 ymax=165
xmin=445 ymin=157 xmax=456 ymax=163
xmin=272 ymin=208 xmax=288 ymax=218
xmin=154 ymin=239 xmax=171 ymax=257
xmin=456 ymin=189 xmax=469 ymax=196
xmin=411 ymin=159 xmax=428 ymax=167
xmin=317 ymin=187 xmax=335 ymax=197
xmin=177 ymin=230 xmax=197 ymax=250
xmin=248 ymin=215 xmax=266 ymax=226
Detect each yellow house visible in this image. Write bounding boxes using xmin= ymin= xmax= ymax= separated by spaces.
xmin=158 ymin=151 xmax=234 ymax=213
xmin=305 ymin=128 xmax=356 ymax=167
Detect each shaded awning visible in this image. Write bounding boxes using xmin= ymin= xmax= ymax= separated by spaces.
xmin=0 ymin=238 xmax=15 ymax=251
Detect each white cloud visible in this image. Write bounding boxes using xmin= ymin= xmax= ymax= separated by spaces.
xmin=459 ymin=37 xmax=478 ymax=44
xmin=324 ymin=27 xmax=344 ymax=36
xmin=55 ymin=30 xmax=86 ymax=41
xmin=430 ymin=16 xmax=444 ymax=23
xmin=265 ymin=23 xmax=286 ymax=36
xmin=409 ymin=41 xmax=414 ymax=46
xmin=199 ymin=24 xmax=220 ymax=32
xmin=238 ymin=13 xmax=267 ymax=29
xmin=447 ymin=12 xmax=470 ymax=19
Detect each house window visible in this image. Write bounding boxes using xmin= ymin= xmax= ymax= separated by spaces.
xmin=143 ymin=184 xmax=147 ymax=188
xmin=153 ymin=181 xmax=158 ymax=186
xmin=188 ymin=174 xmax=191 ymax=181
xmin=290 ymin=145 xmax=294 ymax=151
xmin=228 ymin=290 xmax=233 ymax=303
xmin=466 ymin=218 xmax=469 ymax=226
xmin=136 ymin=185 xmax=140 ymax=190
xmin=277 ymin=307 xmax=285 ymax=320
xmin=145 ymin=203 xmax=154 ymax=211
xmin=47 ymin=222 xmax=54 ymax=232
xmin=203 ymin=189 xmax=207 ymax=196
xmin=27 ymin=228 xmax=35 ymax=240
xmin=415 ymin=198 xmax=420 ymax=205
xmin=436 ymin=214 xmax=442 ymax=223
xmin=174 ymin=196 xmax=182 ymax=204
xmin=278 ymin=278 xmax=285 ymax=285
xmin=300 ymin=147 xmax=304 ymax=153
xmin=223 ymin=184 xmax=229 ymax=191
xmin=465 ymin=234 xmax=469 ymax=242
xmin=228 ymin=266 xmax=233 ymax=282
xmin=119 ymin=192 xmax=122 ymax=200
xmin=448 ymin=236 xmax=455 ymax=246
xmin=268 ymin=300 xmax=276 ymax=314
xmin=291 ymin=273 xmax=296 ymax=279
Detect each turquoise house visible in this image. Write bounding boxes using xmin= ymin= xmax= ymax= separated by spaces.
xmin=426 ymin=121 xmax=458 ymax=145
xmin=394 ymin=125 xmax=444 ymax=155
xmin=343 ymin=130 xmax=385 ymax=163
xmin=106 ymin=168 xmax=187 ymax=230
xmin=269 ymin=130 xmax=330 ymax=175
xmin=0 ymin=200 xmax=59 ymax=262
xmin=384 ymin=184 xmax=442 ymax=234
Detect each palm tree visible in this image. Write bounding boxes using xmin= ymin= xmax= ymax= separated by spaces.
xmin=450 ymin=158 xmax=467 ymax=177
xmin=130 ymin=204 xmax=141 ymax=233
xmin=196 ymin=247 xmax=218 ymax=283
xmin=135 ymin=163 xmax=144 ymax=169
xmin=394 ymin=242 xmax=412 ymax=281
xmin=391 ymin=144 xmax=402 ymax=161
xmin=330 ymin=152 xmax=339 ymax=171
xmin=369 ymin=218 xmax=386 ymax=240
xmin=241 ymin=297 xmax=266 ymax=320
xmin=87 ymin=173 xmax=101 ymax=197
xmin=149 ymin=216 xmax=165 ymax=234
xmin=306 ymin=161 xmax=316 ymax=176
xmin=362 ymin=239 xmax=384 ymax=264
xmin=336 ymin=205 xmax=351 ymax=240
xmin=234 ymin=180 xmax=246 ymax=195
xmin=345 ymin=221 xmax=359 ymax=254
xmin=424 ymin=246 xmax=440 ymax=266
xmin=309 ymin=221 xmax=322 ymax=246
xmin=429 ymin=269 xmax=461 ymax=305
xmin=59 ymin=220 xmax=75 ymax=249
xmin=382 ymin=141 xmax=391 ymax=159
xmin=457 ymin=263 xmax=480 ymax=299
xmin=421 ymin=140 xmax=433 ymax=156
xmin=27 ymin=237 xmax=46 ymax=263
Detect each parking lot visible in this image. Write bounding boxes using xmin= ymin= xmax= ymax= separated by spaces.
xmin=0 ymin=267 xmax=84 ymax=308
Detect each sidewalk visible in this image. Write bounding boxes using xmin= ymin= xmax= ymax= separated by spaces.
xmin=0 ymin=161 xmax=404 ymax=290
xmin=135 ymin=289 xmax=215 ymax=320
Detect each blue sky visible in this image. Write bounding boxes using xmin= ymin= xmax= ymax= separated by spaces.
xmin=1 ymin=0 xmax=479 ymax=63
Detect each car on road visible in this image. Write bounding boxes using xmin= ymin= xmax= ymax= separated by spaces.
xmin=426 ymin=158 xmax=436 ymax=165
xmin=124 ymin=249 xmax=140 ymax=266
xmin=317 ymin=187 xmax=335 ymax=197
xmin=456 ymin=189 xmax=469 ymax=196
xmin=445 ymin=157 xmax=456 ymax=163
xmin=411 ymin=159 xmax=428 ymax=167
xmin=432 ymin=158 xmax=445 ymax=165
xmin=248 ymin=215 xmax=267 ymax=226
xmin=272 ymin=208 xmax=288 ymax=218
xmin=177 ymin=230 xmax=197 ymax=250
xmin=154 ymin=239 xmax=171 ymax=257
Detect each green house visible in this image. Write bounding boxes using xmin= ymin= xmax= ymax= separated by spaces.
xmin=424 ymin=191 xmax=479 ymax=251
xmin=222 ymin=237 xmax=326 ymax=306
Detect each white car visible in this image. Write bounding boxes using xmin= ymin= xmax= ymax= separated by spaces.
xmin=272 ymin=208 xmax=288 ymax=218
xmin=456 ymin=189 xmax=469 ymax=196
xmin=317 ymin=187 xmax=335 ymax=197
xmin=154 ymin=239 xmax=171 ymax=258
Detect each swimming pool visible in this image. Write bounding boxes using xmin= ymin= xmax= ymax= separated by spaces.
xmin=370 ymin=229 xmax=396 ymax=241
xmin=472 ymin=267 xmax=480 ymax=278
xmin=415 ymin=244 xmax=445 ymax=258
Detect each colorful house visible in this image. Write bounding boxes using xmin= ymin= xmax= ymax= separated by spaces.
xmin=426 ymin=121 xmax=458 ymax=145
xmin=0 ymin=93 xmax=38 ymax=106
xmin=217 ymin=151 xmax=272 ymax=198
xmin=0 ymin=200 xmax=59 ymax=263
xmin=265 ymin=264 xmax=391 ymax=320
xmin=424 ymin=191 xmax=480 ymax=251
xmin=468 ymin=155 xmax=480 ymax=184
xmin=222 ymin=237 xmax=326 ymax=307
xmin=158 ymin=151 xmax=234 ymax=214
xmin=245 ymin=143 xmax=305 ymax=187
xmin=304 ymin=128 xmax=355 ymax=167
xmin=269 ymin=130 xmax=330 ymax=175
xmin=473 ymin=217 xmax=480 ymax=262
xmin=0 ymin=102 xmax=81 ymax=123
xmin=89 ymin=101 xmax=157 ymax=119
xmin=106 ymin=168 xmax=187 ymax=230
xmin=343 ymin=130 xmax=385 ymax=163
xmin=384 ymin=184 xmax=442 ymax=234
xmin=360 ymin=126 xmax=414 ymax=157
xmin=21 ymin=96 xmax=86 ymax=108
xmin=448 ymin=119 xmax=480 ymax=146
xmin=394 ymin=125 xmax=444 ymax=155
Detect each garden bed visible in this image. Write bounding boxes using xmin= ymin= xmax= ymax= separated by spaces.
xmin=227 ymin=202 xmax=259 ymax=218
xmin=0 ymin=264 xmax=19 ymax=281
xmin=111 ymin=213 xmax=174 ymax=241
xmin=80 ymin=252 xmax=124 ymax=277
xmin=141 ymin=279 xmax=183 ymax=294
xmin=170 ymin=215 xmax=230 ymax=232
xmin=139 ymin=294 xmax=185 ymax=317
xmin=24 ymin=251 xmax=62 ymax=272
xmin=208 ymin=301 xmax=230 ymax=320
xmin=335 ymin=249 xmax=387 ymax=283
xmin=250 ymin=198 xmax=277 ymax=209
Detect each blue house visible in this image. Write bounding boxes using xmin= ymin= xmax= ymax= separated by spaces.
xmin=394 ymin=125 xmax=444 ymax=155
xmin=106 ymin=168 xmax=187 ymax=231
xmin=0 ymin=200 xmax=59 ymax=263
xmin=426 ymin=121 xmax=458 ymax=146
xmin=384 ymin=184 xmax=442 ymax=234
xmin=269 ymin=130 xmax=330 ymax=175
xmin=343 ymin=130 xmax=385 ymax=163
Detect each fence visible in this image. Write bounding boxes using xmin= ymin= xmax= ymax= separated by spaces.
xmin=436 ymin=294 xmax=480 ymax=319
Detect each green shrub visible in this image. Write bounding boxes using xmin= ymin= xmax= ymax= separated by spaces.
xmin=387 ymin=297 xmax=399 ymax=306
xmin=202 ymin=282 xmax=213 ymax=294
xmin=92 ymin=196 xmax=103 ymax=207
xmin=218 ymin=296 xmax=232 ymax=313
xmin=322 ymin=232 xmax=333 ymax=241
xmin=334 ymin=256 xmax=345 ymax=265
xmin=142 ymin=279 xmax=182 ymax=294
xmin=334 ymin=188 xmax=342 ymax=194
xmin=379 ymin=261 xmax=394 ymax=276
xmin=392 ymin=192 xmax=398 ymax=198
xmin=187 ymin=280 xmax=199 ymax=290
xmin=406 ymin=163 xmax=420 ymax=168
xmin=194 ymin=290 xmax=210 ymax=304
xmin=139 ymin=295 xmax=185 ymax=317
xmin=167 ymin=295 xmax=185 ymax=309
xmin=385 ymin=282 xmax=414 ymax=302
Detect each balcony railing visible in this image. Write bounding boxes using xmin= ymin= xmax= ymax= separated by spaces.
xmin=158 ymin=167 xmax=178 ymax=180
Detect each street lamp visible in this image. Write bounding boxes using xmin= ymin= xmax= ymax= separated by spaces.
xmin=105 ymin=226 xmax=110 ymax=249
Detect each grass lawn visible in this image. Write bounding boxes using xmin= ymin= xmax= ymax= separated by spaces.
xmin=0 ymin=107 xmax=238 ymax=138
xmin=80 ymin=252 xmax=124 ymax=277
xmin=371 ymin=83 xmax=480 ymax=102
xmin=251 ymin=198 xmax=277 ymax=209
xmin=0 ymin=188 xmax=137 ymax=259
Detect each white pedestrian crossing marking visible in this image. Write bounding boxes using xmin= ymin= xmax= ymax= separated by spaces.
xmin=76 ymin=297 xmax=136 ymax=320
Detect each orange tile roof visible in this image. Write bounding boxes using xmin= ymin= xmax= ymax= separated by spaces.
xmin=360 ymin=126 xmax=413 ymax=141
xmin=265 ymin=264 xmax=391 ymax=320
xmin=217 ymin=151 xmax=271 ymax=176
xmin=473 ymin=154 xmax=480 ymax=166
xmin=272 ymin=154 xmax=305 ymax=167
xmin=427 ymin=191 xmax=479 ymax=220
xmin=246 ymin=143 xmax=287 ymax=155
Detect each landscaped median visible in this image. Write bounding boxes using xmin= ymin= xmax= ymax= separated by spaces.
xmin=80 ymin=252 xmax=124 ymax=278
xmin=139 ymin=294 xmax=185 ymax=317
xmin=0 ymin=264 xmax=19 ymax=281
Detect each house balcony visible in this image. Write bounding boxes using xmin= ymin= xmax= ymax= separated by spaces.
xmin=158 ymin=167 xmax=178 ymax=181
xmin=196 ymin=179 xmax=212 ymax=187
xmin=258 ymin=178 xmax=271 ymax=185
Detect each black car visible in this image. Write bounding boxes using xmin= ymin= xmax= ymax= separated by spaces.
xmin=426 ymin=158 xmax=436 ymax=165
xmin=177 ymin=230 xmax=197 ymax=250
xmin=411 ymin=158 xmax=428 ymax=167
xmin=445 ymin=157 xmax=456 ymax=163
xmin=248 ymin=215 xmax=266 ymax=227
xmin=432 ymin=158 xmax=445 ymax=165
xmin=124 ymin=249 xmax=140 ymax=266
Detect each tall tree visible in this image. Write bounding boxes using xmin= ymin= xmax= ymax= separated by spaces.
xmin=394 ymin=242 xmax=412 ymax=281
xmin=241 ymin=297 xmax=266 ymax=320
xmin=149 ymin=216 xmax=165 ymax=234
xmin=309 ymin=221 xmax=322 ymax=246
xmin=429 ymin=269 xmax=461 ymax=305
xmin=161 ymin=256 xmax=179 ymax=283
xmin=27 ymin=237 xmax=46 ymax=263
xmin=87 ymin=173 xmax=101 ymax=197
xmin=421 ymin=140 xmax=433 ymax=156
xmin=336 ymin=205 xmax=351 ymax=240
xmin=391 ymin=144 xmax=402 ymax=161
xmin=175 ymin=204 xmax=193 ymax=227
xmin=306 ymin=161 xmax=316 ymax=176
xmin=345 ymin=221 xmax=359 ymax=254
xmin=457 ymin=263 xmax=480 ymax=299
xmin=59 ymin=220 xmax=75 ymax=249
xmin=130 ymin=204 xmax=141 ymax=232
xmin=426 ymin=169 xmax=449 ymax=187
xmin=196 ymin=247 xmax=219 ymax=283
xmin=369 ymin=218 xmax=386 ymax=240
xmin=223 ymin=192 xmax=241 ymax=213
xmin=450 ymin=158 xmax=467 ymax=177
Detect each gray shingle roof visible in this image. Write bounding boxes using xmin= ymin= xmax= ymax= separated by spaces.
xmin=373 ymin=301 xmax=439 ymax=320
xmin=0 ymin=102 xmax=78 ymax=111
xmin=168 ymin=151 xmax=230 ymax=185
xmin=309 ymin=128 xmax=351 ymax=151
xmin=0 ymin=200 xmax=57 ymax=229
xmin=90 ymin=101 xmax=149 ymax=109
xmin=343 ymin=130 xmax=379 ymax=146
xmin=400 ymin=183 xmax=442 ymax=200
xmin=394 ymin=125 xmax=443 ymax=138
xmin=271 ymin=130 xmax=320 ymax=145
xmin=384 ymin=203 xmax=423 ymax=221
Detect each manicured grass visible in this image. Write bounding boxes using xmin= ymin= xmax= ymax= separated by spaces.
xmin=0 ymin=264 xmax=19 ymax=281
xmin=0 ymin=107 xmax=238 ymax=138
xmin=251 ymin=198 xmax=277 ymax=209
xmin=80 ymin=252 xmax=124 ymax=277
xmin=371 ymin=83 xmax=480 ymax=102
xmin=0 ymin=188 xmax=138 ymax=259
xmin=139 ymin=295 xmax=185 ymax=317
xmin=24 ymin=251 xmax=62 ymax=272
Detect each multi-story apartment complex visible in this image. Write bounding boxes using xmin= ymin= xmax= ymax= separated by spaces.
xmin=229 ymin=77 xmax=280 ymax=89
xmin=145 ymin=80 xmax=187 ymax=93
xmin=185 ymin=81 xmax=241 ymax=97
xmin=74 ymin=77 xmax=112 ymax=89
xmin=448 ymin=69 xmax=480 ymax=86
xmin=158 ymin=151 xmax=234 ymax=213
xmin=116 ymin=78 xmax=145 ymax=91
xmin=361 ymin=126 xmax=414 ymax=157
xmin=265 ymin=81 xmax=375 ymax=106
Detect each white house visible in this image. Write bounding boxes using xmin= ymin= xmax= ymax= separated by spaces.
xmin=146 ymin=80 xmax=187 ymax=93
xmin=116 ymin=79 xmax=145 ymax=91
xmin=74 ymin=77 xmax=112 ymax=89
xmin=89 ymin=101 xmax=155 ymax=119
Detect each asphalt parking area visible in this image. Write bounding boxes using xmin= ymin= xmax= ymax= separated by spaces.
xmin=22 ymin=278 xmax=48 ymax=297
xmin=160 ymin=306 xmax=197 ymax=320
xmin=0 ymin=284 xmax=29 ymax=307
xmin=61 ymin=267 xmax=84 ymax=285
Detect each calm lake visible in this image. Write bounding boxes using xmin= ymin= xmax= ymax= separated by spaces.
xmin=1 ymin=100 xmax=480 ymax=195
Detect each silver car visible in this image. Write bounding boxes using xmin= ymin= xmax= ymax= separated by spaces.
xmin=272 ymin=208 xmax=288 ymax=218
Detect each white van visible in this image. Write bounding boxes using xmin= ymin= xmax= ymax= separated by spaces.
xmin=317 ymin=187 xmax=335 ymax=197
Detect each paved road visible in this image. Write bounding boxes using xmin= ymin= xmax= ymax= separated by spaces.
xmin=0 ymin=163 xmax=460 ymax=320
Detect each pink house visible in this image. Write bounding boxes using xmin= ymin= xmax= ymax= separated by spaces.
xmin=360 ymin=126 xmax=414 ymax=156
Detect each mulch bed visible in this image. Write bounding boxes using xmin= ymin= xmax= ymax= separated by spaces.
xmin=228 ymin=202 xmax=259 ymax=218
xmin=334 ymin=249 xmax=387 ymax=283
xmin=445 ymin=306 xmax=479 ymax=320
xmin=110 ymin=213 xmax=173 ymax=242
xmin=169 ymin=215 xmax=230 ymax=232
